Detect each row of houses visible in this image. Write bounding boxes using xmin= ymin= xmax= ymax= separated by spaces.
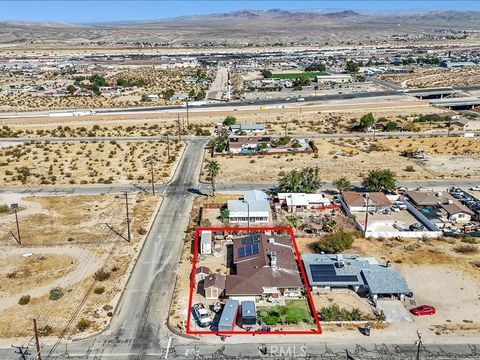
xmin=195 ymin=232 xmax=411 ymax=306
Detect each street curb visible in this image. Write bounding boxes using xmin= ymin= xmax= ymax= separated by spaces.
xmin=166 ymin=275 xmax=200 ymax=341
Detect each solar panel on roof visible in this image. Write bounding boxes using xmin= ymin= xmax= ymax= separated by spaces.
xmin=311 ymin=274 xmax=359 ymax=283
xmin=310 ymin=264 xmax=336 ymax=276
xmin=241 ymin=235 xmax=260 ymax=245
xmin=237 ymin=243 xmax=260 ymax=258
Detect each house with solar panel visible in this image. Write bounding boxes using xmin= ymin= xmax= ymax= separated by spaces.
xmin=225 ymin=234 xmax=304 ymax=303
xmin=302 ymin=254 xmax=411 ymax=303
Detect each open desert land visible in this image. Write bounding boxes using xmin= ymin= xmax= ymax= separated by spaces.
xmin=378 ymin=66 xmax=480 ymax=89
xmin=204 ymin=136 xmax=480 ymax=184
xmin=0 ymin=192 xmax=160 ymax=338
xmin=0 ymin=140 xmax=184 ymax=186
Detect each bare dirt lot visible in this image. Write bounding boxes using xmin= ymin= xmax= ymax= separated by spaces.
xmin=205 ymin=136 xmax=480 ymax=183
xmin=378 ymin=66 xmax=480 ymax=88
xmin=0 ymin=193 xmax=160 ymax=338
xmin=0 ymin=140 xmax=184 ymax=186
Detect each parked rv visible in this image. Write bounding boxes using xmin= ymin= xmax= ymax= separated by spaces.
xmin=240 ymin=301 xmax=257 ymax=330
xmin=218 ymin=299 xmax=239 ymax=332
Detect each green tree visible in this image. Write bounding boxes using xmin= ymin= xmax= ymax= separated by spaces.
xmin=385 ymin=121 xmax=398 ymax=132
xmin=195 ymin=90 xmax=206 ymax=100
xmin=141 ymin=94 xmax=150 ymax=102
xmin=278 ymin=166 xmax=323 ymax=193
xmin=206 ymin=160 xmax=220 ymax=196
xmin=324 ymin=219 xmax=337 ymax=233
xmin=346 ymin=60 xmax=360 ymax=73
xmin=188 ymin=89 xmax=196 ymax=98
xmin=220 ymin=208 xmax=230 ymax=225
xmin=305 ymin=63 xmax=326 ymax=72
xmin=287 ymin=214 xmax=302 ymax=229
xmin=315 ymin=231 xmax=355 ymax=254
xmin=89 ymin=74 xmax=107 ymax=87
xmin=162 ymin=88 xmax=175 ymax=100
xmin=66 ymin=84 xmax=76 ymax=95
xmin=333 ymin=177 xmax=352 ymax=193
xmin=260 ymin=69 xmax=272 ymax=78
xmin=223 ymin=116 xmax=237 ymax=126
xmin=294 ymin=74 xmax=310 ymax=86
xmin=360 ymin=113 xmax=375 ymax=130
xmin=362 ymin=169 xmax=397 ymax=192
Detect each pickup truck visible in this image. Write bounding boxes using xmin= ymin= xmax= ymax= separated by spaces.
xmin=193 ymin=303 xmax=212 ymax=327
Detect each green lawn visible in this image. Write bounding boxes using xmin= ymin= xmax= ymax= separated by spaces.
xmin=271 ymin=71 xmax=327 ymax=79
xmin=257 ymin=299 xmax=313 ymax=325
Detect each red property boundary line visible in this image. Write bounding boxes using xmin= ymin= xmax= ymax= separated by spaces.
xmin=186 ymin=226 xmax=322 ymax=335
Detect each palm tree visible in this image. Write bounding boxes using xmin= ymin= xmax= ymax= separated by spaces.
xmin=206 ymin=160 xmax=220 ymax=196
xmin=287 ymin=214 xmax=302 ymax=229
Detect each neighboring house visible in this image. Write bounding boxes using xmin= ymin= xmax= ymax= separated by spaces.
xmin=200 ymin=230 xmax=212 ymax=255
xmin=228 ymin=136 xmax=272 ymax=154
xmin=227 ymin=124 xmax=265 ymax=134
xmin=277 ymin=193 xmax=331 ymax=212
xmin=440 ymin=202 xmax=474 ymax=223
xmin=228 ymin=190 xmax=270 ymax=224
xmin=405 ymin=190 xmax=473 ymax=223
xmin=341 ymin=191 xmax=391 ymax=212
xmin=195 ymin=266 xmax=210 ymax=283
xmin=302 ymin=254 xmax=411 ymax=302
xmin=204 ymin=274 xmax=226 ymax=300
xmin=225 ymin=234 xmax=304 ymax=303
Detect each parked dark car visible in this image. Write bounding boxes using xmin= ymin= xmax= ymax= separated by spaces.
xmin=409 ymin=223 xmax=425 ymax=231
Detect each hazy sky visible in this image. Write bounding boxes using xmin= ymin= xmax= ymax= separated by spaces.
xmin=1 ymin=1 xmax=479 ymax=23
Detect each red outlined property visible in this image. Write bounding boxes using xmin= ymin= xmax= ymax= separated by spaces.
xmin=186 ymin=226 xmax=322 ymax=335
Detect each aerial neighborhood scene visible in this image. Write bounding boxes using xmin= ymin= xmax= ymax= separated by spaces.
xmin=1 ymin=0 xmax=480 ymax=359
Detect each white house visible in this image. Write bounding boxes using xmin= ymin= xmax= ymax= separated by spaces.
xmin=228 ymin=190 xmax=270 ymax=224
xmin=277 ymin=193 xmax=330 ymax=212
xmin=200 ymin=230 xmax=212 ymax=255
xmin=440 ymin=202 xmax=474 ymax=224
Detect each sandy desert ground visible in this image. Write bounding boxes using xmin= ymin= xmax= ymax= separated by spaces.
xmin=0 ymin=193 xmax=159 ymax=338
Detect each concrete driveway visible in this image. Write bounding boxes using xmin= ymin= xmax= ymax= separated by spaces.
xmin=377 ymin=299 xmax=413 ymax=322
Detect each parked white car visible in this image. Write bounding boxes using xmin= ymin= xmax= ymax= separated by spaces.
xmin=395 ymin=201 xmax=408 ymax=210
xmin=391 ymin=204 xmax=400 ymax=212
xmin=470 ymin=186 xmax=480 ymax=191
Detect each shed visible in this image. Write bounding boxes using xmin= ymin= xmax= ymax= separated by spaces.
xmin=218 ymin=299 xmax=239 ymax=332
xmin=200 ymin=230 xmax=212 ymax=255
xmin=195 ymin=266 xmax=210 ymax=283
xmin=204 ymin=273 xmax=226 ymax=300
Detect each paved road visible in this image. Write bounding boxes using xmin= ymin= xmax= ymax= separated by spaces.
xmin=207 ymin=66 xmax=228 ymax=101
xmin=1 ymin=179 xmax=479 ymax=197
xmin=1 ymin=130 xmax=476 ymax=145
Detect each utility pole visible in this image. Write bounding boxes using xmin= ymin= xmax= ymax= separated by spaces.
xmin=33 ymin=319 xmax=42 ymax=360
xmin=186 ymin=99 xmax=190 ymax=128
xmin=12 ymin=208 xmax=22 ymax=245
xmin=284 ymin=121 xmax=288 ymax=136
xmin=125 ymin=192 xmax=131 ymax=242
xmin=145 ymin=159 xmax=156 ymax=196
xmin=175 ymin=114 xmax=182 ymax=141
xmin=416 ymin=330 xmax=423 ymax=360
xmin=166 ymin=134 xmax=171 ymax=163
xmin=363 ymin=193 xmax=370 ymax=236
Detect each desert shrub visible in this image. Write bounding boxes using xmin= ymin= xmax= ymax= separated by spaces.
xmin=454 ymin=244 xmax=478 ymax=254
xmin=94 ymin=286 xmax=105 ymax=295
xmin=94 ymin=269 xmax=111 ymax=281
xmin=76 ymin=318 xmax=91 ymax=332
xmin=319 ymin=304 xmax=372 ymax=321
xmin=111 ymin=266 xmax=119 ymax=272
xmin=404 ymin=165 xmax=415 ymax=172
xmin=38 ymin=325 xmax=53 ymax=336
xmin=461 ymin=236 xmax=478 ymax=245
xmin=107 ymin=311 xmax=113 ymax=317
xmin=49 ymin=287 xmax=64 ymax=301
xmin=18 ymin=295 xmax=31 ymax=305
xmin=138 ymin=228 xmax=147 ymax=235
xmin=0 ymin=204 xmax=10 ymax=213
